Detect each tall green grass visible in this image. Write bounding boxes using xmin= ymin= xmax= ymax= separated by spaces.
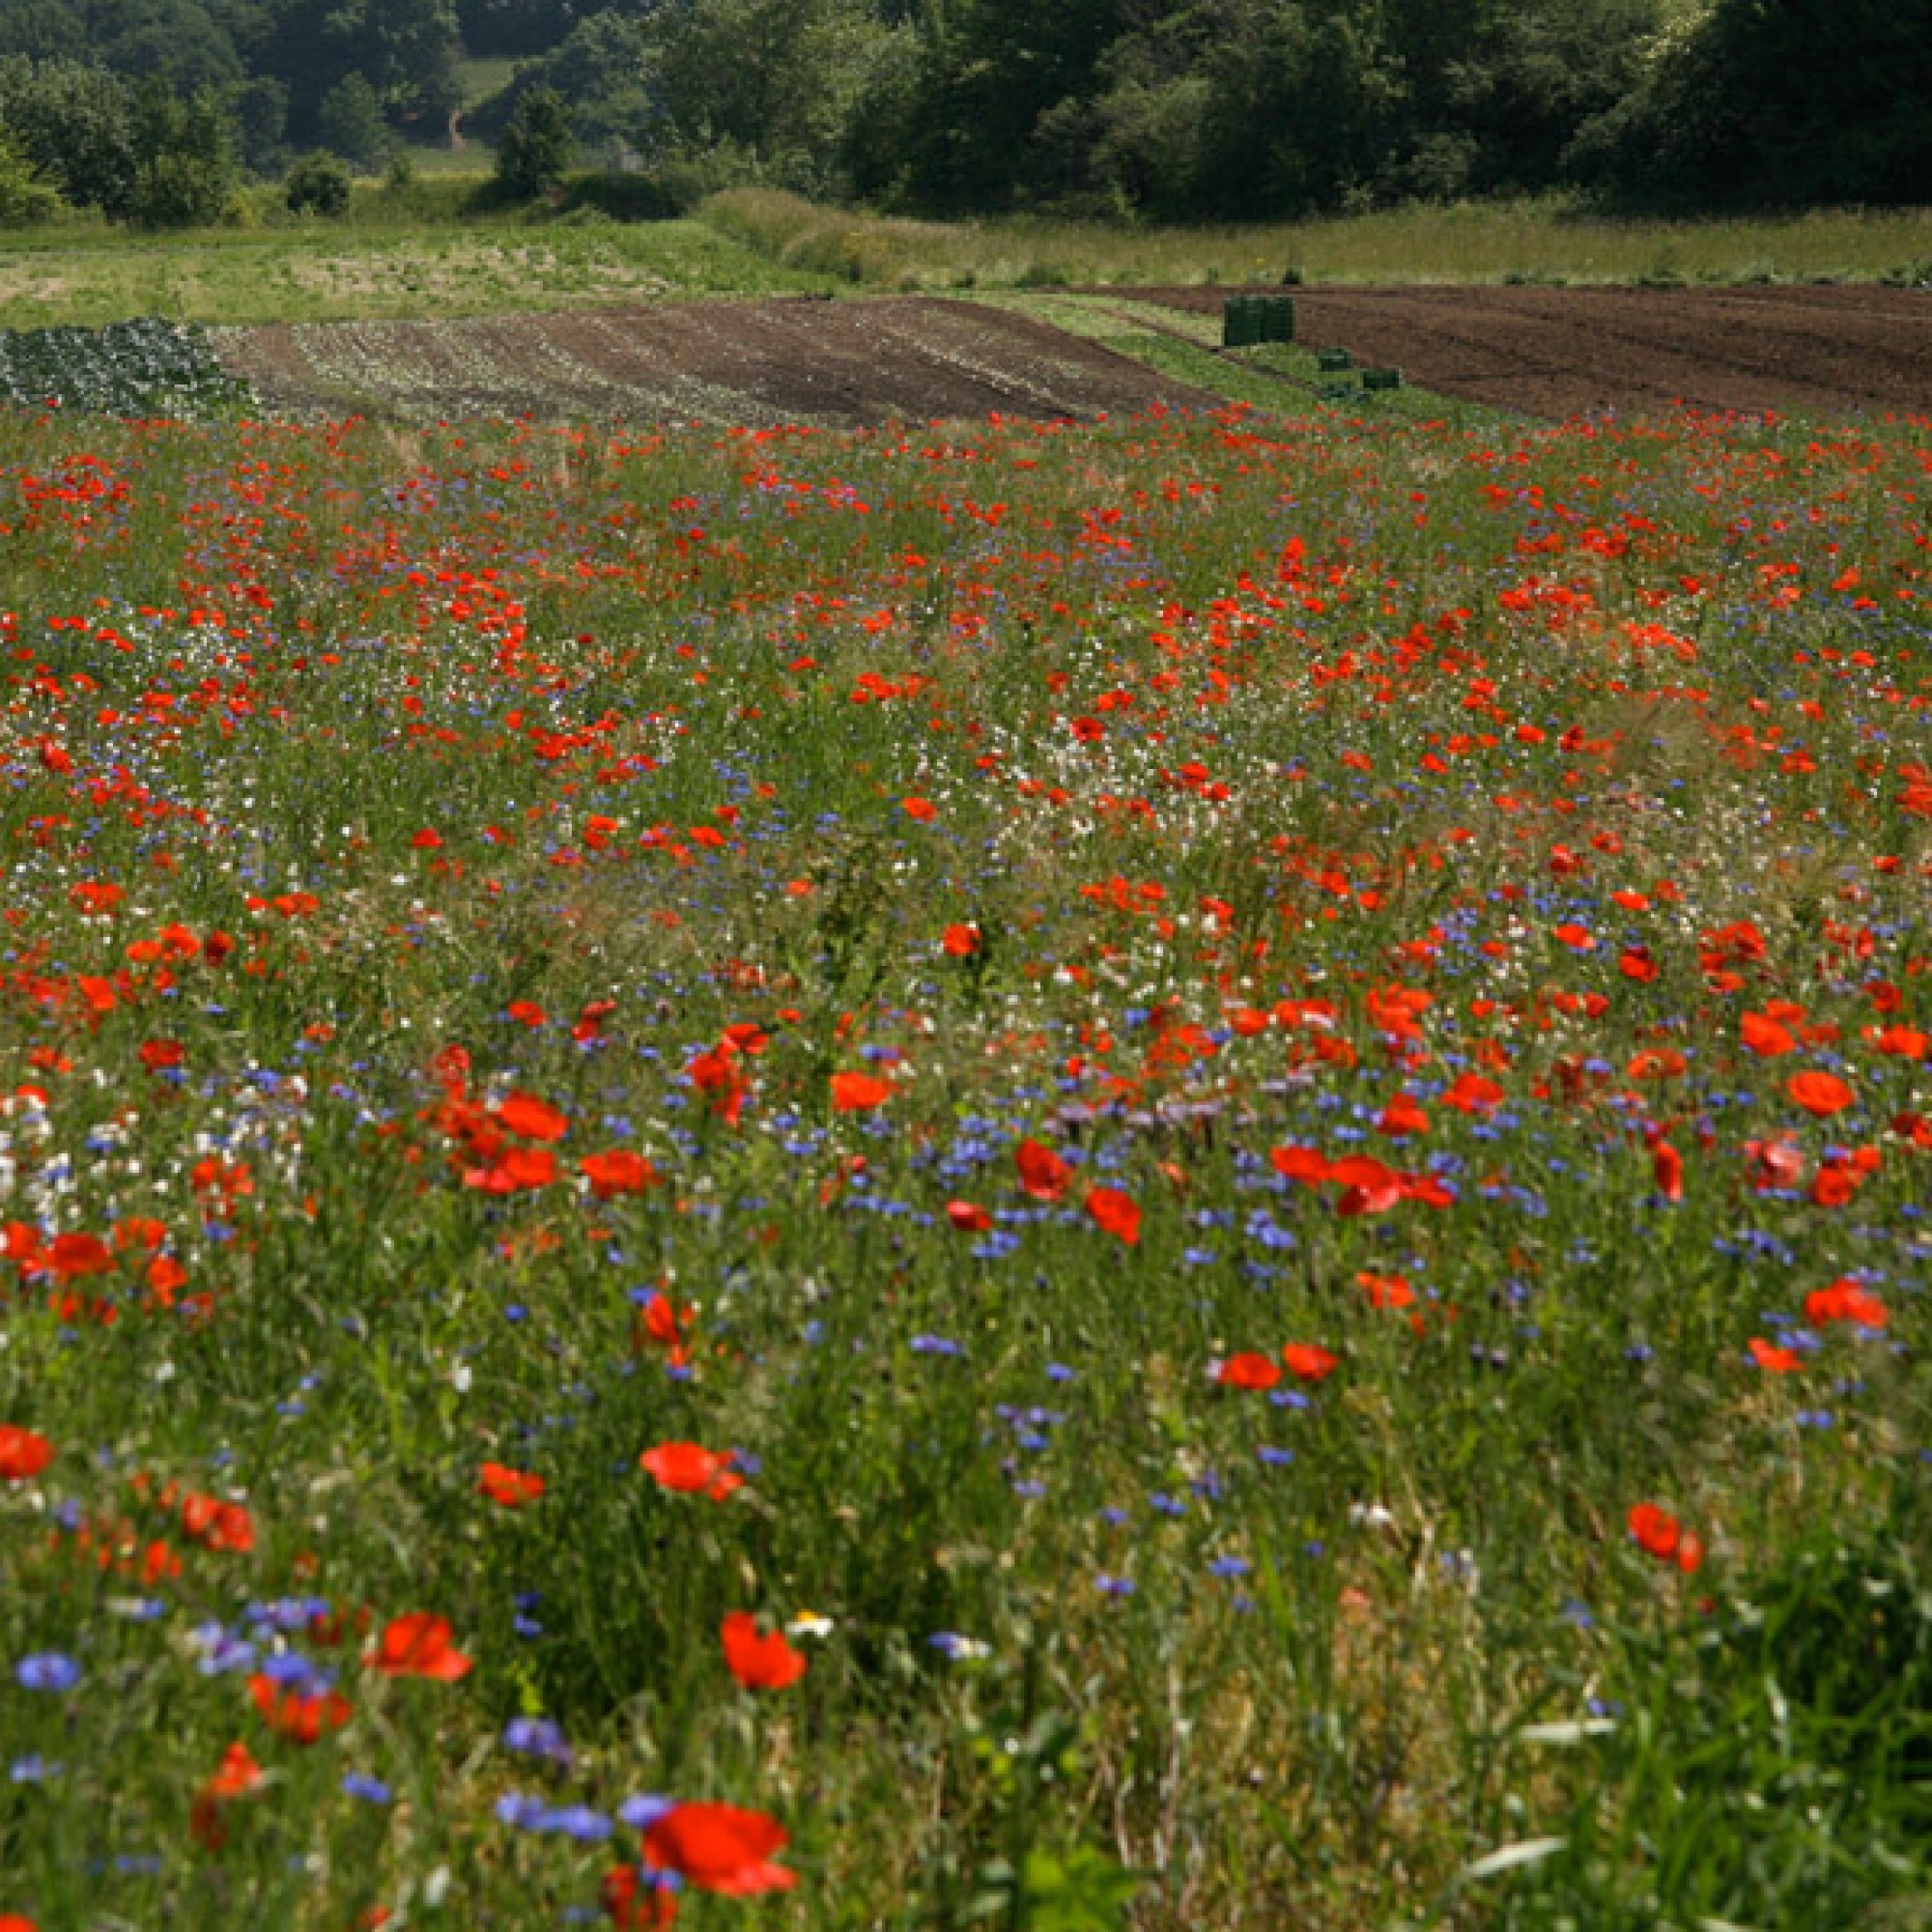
xmin=698 ymin=187 xmax=1932 ymax=289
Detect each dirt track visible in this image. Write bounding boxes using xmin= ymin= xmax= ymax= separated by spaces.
xmin=1133 ymin=283 xmax=1932 ymax=419
xmin=211 ymin=297 xmax=1219 ymax=429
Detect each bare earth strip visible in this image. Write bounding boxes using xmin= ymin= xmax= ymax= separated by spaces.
xmin=208 ymin=296 xmax=1222 ymax=428
xmin=1127 ymin=284 xmax=1932 ymax=420
xmin=209 ymin=286 xmax=1932 ymax=426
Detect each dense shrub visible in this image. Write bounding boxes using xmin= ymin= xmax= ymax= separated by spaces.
xmin=285 ymin=148 xmax=353 ymax=214
xmin=492 ymin=84 xmax=573 ymax=200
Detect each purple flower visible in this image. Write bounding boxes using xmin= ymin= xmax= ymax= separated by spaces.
xmin=503 ymin=1715 xmax=573 ymax=1768
xmin=16 ymin=1653 xmax=81 ymax=1692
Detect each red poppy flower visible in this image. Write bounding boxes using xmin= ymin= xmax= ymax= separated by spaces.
xmin=1741 ymin=1011 xmax=1797 ymax=1057
xmin=1330 ymin=1153 xmax=1405 ymax=1216
xmin=1085 ymin=1186 xmax=1140 ymax=1246
xmin=582 ymin=1149 xmax=660 ymax=1198
xmin=1014 ymin=1138 xmax=1070 ymax=1202
xmin=600 ymin=1865 xmax=679 ymax=1928
xmin=830 ymin=1071 xmax=892 ymax=1113
xmin=1810 ymin=1164 xmax=1861 ymax=1208
xmin=139 ymin=1038 xmax=185 ymax=1070
xmin=464 ymin=1146 xmax=556 ymax=1192
xmin=685 ymin=1047 xmax=749 ymax=1125
xmin=942 ymin=923 xmax=980 ymax=957
xmin=190 ymin=1740 xmax=263 ymax=1850
xmin=1787 ymin=1070 xmax=1854 ymax=1116
xmin=44 ymin=1232 xmax=114 ymax=1281
xmin=901 ymin=796 xmax=937 ymax=823
xmin=1269 ymin=1145 xmax=1331 ymax=1186
xmin=1804 ymin=1279 xmax=1888 ymax=1329
xmin=946 ymin=1200 xmax=993 ymax=1232
xmin=1748 ymin=1337 xmax=1804 ymax=1373
xmin=478 ymin=1462 xmax=546 ymax=1508
xmin=368 ymin=1612 xmax=472 ymax=1681
xmin=1627 ymin=1502 xmax=1702 ymax=1574
xmin=1376 ymin=1093 xmax=1430 ymax=1138
xmin=496 ymin=1092 xmax=569 ymax=1142
xmin=643 ymin=1803 xmax=796 ymax=1896
xmin=1440 ymin=1072 xmax=1504 ymax=1115
xmin=1872 ymin=1025 xmax=1928 ymax=1060
xmin=639 ymin=1442 xmax=742 ymax=1501
xmin=249 ymin=1673 xmax=353 ymax=1744
xmin=1282 ymin=1344 xmax=1339 ymax=1383
xmin=1214 ymin=1353 xmax=1281 ymax=1391
xmin=181 ymin=1492 xmax=255 ymax=1553
xmin=0 ymin=1425 xmax=53 ymax=1482
xmin=1652 ymin=1140 xmax=1684 ymax=1202
xmin=1356 ymin=1270 xmax=1415 ymax=1311
xmin=720 ymin=1612 xmax=807 ymax=1690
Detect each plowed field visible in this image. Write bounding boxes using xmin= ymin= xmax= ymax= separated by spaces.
xmin=208 ymin=295 xmax=1220 ymax=428
xmin=207 ymin=283 xmax=1932 ymax=425
xmin=1133 ymin=282 xmax=1932 ymax=419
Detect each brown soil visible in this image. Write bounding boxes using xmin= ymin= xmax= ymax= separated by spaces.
xmin=210 ymin=296 xmax=1221 ymax=428
xmin=1127 ymin=283 xmax=1932 ymax=419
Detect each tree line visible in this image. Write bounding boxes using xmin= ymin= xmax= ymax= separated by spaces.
xmin=1 ymin=0 xmax=1927 ymax=228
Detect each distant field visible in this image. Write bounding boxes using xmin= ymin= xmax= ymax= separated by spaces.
xmin=3 ymin=192 xmax=1931 ymax=334
xmin=705 ymin=189 xmax=1932 ymax=293
xmin=0 ymin=212 xmax=830 ymax=331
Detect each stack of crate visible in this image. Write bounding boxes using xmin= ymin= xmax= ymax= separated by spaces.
xmin=1221 ymin=296 xmax=1295 ymax=348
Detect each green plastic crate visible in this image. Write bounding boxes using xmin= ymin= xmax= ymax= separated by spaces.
xmin=1221 ymin=298 xmax=1259 ymax=348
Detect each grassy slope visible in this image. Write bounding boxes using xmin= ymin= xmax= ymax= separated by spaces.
xmin=0 ymin=211 xmax=833 ymax=331
xmin=702 ymin=189 xmax=1932 ymax=292
xmin=4 ymin=190 xmax=1931 ymax=337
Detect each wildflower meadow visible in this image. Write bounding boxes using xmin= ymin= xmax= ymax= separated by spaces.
xmin=0 ymin=387 xmax=1927 ymax=1929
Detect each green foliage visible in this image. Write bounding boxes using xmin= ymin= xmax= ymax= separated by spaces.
xmin=0 ymin=53 xmax=139 ymax=216
xmin=285 ymin=148 xmax=353 ymax=214
xmin=492 ymin=83 xmax=573 ymax=200
xmin=317 ymin=71 xmax=392 ymax=172
xmin=0 ymin=315 xmax=254 ymax=413
xmin=0 ymin=0 xmax=86 ymax=63
xmin=127 ymin=77 xmax=235 ymax=228
xmin=0 ymin=126 xmax=67 ymax=225
xmin=1575 ymin=0 xmax=1932 ymax=208
xmin=466 ymin=11 xmax=657 ymax=153
xmin=1022 ymin=1846 xmax=1144 ymax=1930
xmin=232 ymin=73 xmax=292 ymax=178
xmin=0 ymin=0 xmax=1917 ymax=222
xmin=1502 ymin=1502 xmax=1932 ymax=1925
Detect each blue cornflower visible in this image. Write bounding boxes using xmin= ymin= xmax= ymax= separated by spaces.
xmin=16 ymin=1653 xmax=81 ymax=1692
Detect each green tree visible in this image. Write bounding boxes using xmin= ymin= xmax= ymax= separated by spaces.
xmin=1575 ymin=0 xmax=1932 ymax=206
xmin=895 ymin=0 xmax=1130 ymax=211
xmin=87 ymin=0 xmax=245 ymax=97
xmin=0 ymin=126 xmax=69 ymax=224
xmin=0 ymin=1 xmax=86 ymax=63
xmin=0 ymin=54 xmax=138 ymax=215
xmin=317 ymin=71 xmax=390 ymax=169
xmin=494 ymin=82 xmax=574 ymax=197
xmin=127 ymin=76 xmax=235 ymax=226
xmin=646 ymin=0 xmax=897 ymax=193
xmin=469 ymin=11 xmax=657 ymax=154
xmin=262 ymin=0 xmax=460 ymax=142
xmin=231 ymin=72 xmax=290 ymax=177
